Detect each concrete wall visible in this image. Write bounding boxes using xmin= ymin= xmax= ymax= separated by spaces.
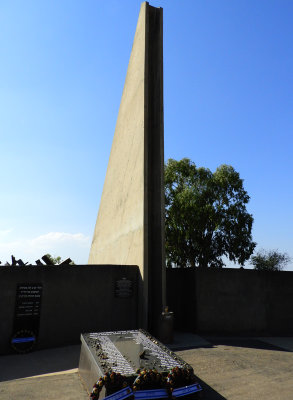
xmin=0 ymin=265 xmax=139 ymax=354
xmin=88 ymin=2 xmax=165 ymax=333
xmin=167 ymin=268 xmax=293 ymax=335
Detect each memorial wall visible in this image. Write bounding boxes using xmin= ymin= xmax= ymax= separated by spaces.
xmin=167 ymin=268 xmax=293 ymax=335
xmin=0 ymin=265 xmax=139 ymax=354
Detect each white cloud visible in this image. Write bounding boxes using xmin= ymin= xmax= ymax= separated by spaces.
xmin=30 ymin=232 xmax=90 ymax=247
xmin=0 ymin=229 xmax=13 ymax=237
xmin=0 ymin=232 xmax=91 ymax=265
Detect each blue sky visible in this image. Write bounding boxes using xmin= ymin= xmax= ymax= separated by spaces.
xmin=0 ymin=1 xmax=292 ymax=269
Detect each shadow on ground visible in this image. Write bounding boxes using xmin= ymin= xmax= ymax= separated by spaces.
xmin=196 ymin=377 xmax=227 ymax=400
xmin=0 ymin=345 xmax=81 ymax=382
xmin=170 ymin=332 xmax=293 ymax=353
xmin=169 ymin=332 xmax=213 ymax=352
xmin=170 ymin=344 xmax=212 ymax=352
xmin=205 ymin=337 xmax=292 ymax=352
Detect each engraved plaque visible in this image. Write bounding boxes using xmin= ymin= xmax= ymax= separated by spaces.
xmin=11 ymin=283 xmax=43 ymax=352
xmin=115 ymin=278 xmax=133 ymax=298
xmin=78 ymin=330 xmax=203 ymax=399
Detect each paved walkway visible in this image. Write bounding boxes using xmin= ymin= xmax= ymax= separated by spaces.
xmin=178 ymin=336 xmax=293 ymax=400
xmin=0 ymin=335 xmax=292 ymax=400
xmin=0 ymin=345 xmax=86 ymax=400
xmin=0 ymin=345 xmax=81 ymax=382
xmin=0 ymin=372 xmax=88 ymax=400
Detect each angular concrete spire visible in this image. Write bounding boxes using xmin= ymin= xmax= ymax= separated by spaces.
xmin=89 ymin=2 xmax=165 ymax=333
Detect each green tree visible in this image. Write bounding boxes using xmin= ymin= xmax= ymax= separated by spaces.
xmin=165 ymin=158 xmax=256 ymax=268
xmin=43 ymin=254 xmax=75 ymax=265
xmin=250 ymin=249 xmax=291 ymax=271
xmin=43 ymin=254 xmax=62 ymax=264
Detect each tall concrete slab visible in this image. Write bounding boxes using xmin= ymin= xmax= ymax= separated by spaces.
xmin=88 ymin=2 xmax=165 ymax=333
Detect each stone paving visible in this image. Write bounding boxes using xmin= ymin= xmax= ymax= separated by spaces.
xmin=177 ymin=336 xmax=293 ymax=400
xmin=0 ymin=372 xmax=88 ymax=400
xmin=0 ymin=335 xmax=292 ymax=400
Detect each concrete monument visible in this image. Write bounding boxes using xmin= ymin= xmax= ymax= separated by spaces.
xmin=88 ymin=2 xmax=165 ymax=333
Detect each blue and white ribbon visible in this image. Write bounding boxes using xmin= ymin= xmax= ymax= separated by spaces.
xmin=134 ymin=389 xmax=168 ymax=399
xmin=172 ymin=383 xmax=202 ymax=397
xmin=104 ymin=387 xmax=133 ymax=400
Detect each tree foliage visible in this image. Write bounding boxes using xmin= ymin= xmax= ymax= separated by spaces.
xmin=44 ymin=254 xmax=75 ymax=265
xmin=44 ymin=254 xmax=62 ymax=265
xmin=165 ymin=158 xmax=256 ymax=268
xmin=250 ymin=249 xmax=290 ymax=271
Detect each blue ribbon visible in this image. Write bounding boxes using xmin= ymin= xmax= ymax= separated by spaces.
xmin=12 ymin=336 xmax=35 ymax=344
xmin=172 ymin=383 xmax=202 ymax=397
xmin=104 ymin=387 xmax=133 ymax=400
xmin=134 ymin=389 xmax=168 ymax=399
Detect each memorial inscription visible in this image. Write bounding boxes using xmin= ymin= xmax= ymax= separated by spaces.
xmin=79 ymin=330 xmax=203 ymax=399
xmin=115 ymin=278 xmax=133 ymax=298
xmin=15 ymin=284 xmax=42 ymax=318
xmin=11 ymin=283 xmax=43 ymax=352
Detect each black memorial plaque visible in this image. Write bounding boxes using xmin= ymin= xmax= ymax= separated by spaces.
xmin=11 ymin=283 xmax=43 ymax=352
xmin=115 ymin=278 xmax=133 ymax=298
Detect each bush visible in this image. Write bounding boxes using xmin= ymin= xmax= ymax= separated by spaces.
xmin=250 ymin=249 xmax=291 ymax=271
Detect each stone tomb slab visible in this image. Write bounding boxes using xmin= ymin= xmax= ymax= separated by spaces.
xmin=78 ymin=329 xmax=194 ymax=396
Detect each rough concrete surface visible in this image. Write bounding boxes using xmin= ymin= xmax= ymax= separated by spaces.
xmin=88 ymin=0 xmax=146 ymax=272
xmin=88 ymin=2 xmax=165 ymax=331
xmin=0 ymin=372 xmax=88 ymax=400
xmin=169 ymin=332 xmax=211 ymax=350
xmin=1 ymin=337 xmax=292 ymax=400
xmin=0 ymin=345 xmax=86 ymax=400
xmin=177 ymin=337 xmax=293 ymax=400
xmin=0 ymin=345 xmax=81 ymax=382
xmin=258 ymin=337 xmax=293 ymax=352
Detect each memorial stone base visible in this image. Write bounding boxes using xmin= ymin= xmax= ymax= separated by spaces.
xmin=78 ymin=329 xmax=202 ymax=399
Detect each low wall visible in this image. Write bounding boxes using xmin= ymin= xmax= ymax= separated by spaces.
xmin=0 ymin=265 xmax=139 ymax=354
xmin=167 ymin=268 xmax=293 ymax=335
